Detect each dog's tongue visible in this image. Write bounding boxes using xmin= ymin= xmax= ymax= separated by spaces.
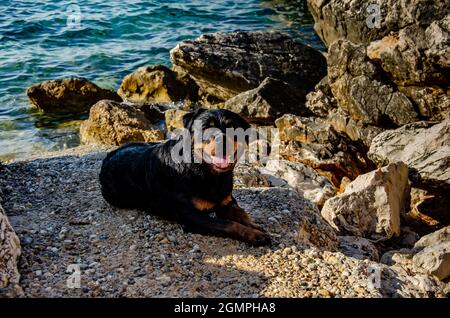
xmin=212 ymin=156 xmax=231 ymax=169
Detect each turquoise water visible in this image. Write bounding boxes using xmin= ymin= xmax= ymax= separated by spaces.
xmin=0 ymin=0 xmax=323 ymax=160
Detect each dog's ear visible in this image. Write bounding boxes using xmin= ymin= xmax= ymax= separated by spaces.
xmin=183 ymin=108 xmax=206 ymax=130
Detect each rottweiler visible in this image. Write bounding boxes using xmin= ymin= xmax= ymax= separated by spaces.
xmin=99 ymin=108 xmax=270 ymax=246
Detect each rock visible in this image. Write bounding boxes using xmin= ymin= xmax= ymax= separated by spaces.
xmin=307 ymin=0 xmax=450 ymax=47
xmin=414 ymin=226 xmax=450 ymax=251
xmin=170 ymin=31 xmax=326 ymax=103
xmin=260 ymin=159 xmax=335 ymax=207
xmin=425 ymin=14 xmax=450 ymax=69
xmin=275 ymin=114 xmax=374 ymax=186
xmin=413 ymin=241 xmax=450 ymax=280
xmin=275 ymin=114 xmax=339 ymax=145
xmin=368 ymin=119 xmax=450 ymax=189
xmin=80 ymin=100 xmax=164 ymax=146
xmin=27 ymin=78 xmax=121 ymax=113
xmin=117 ymin=65 xmax=198 ymax=103
xmin=321 ymin=162 xmax=410 ymax=240
xmin=326 ymin=108 xmax=385 ymax=148
xmin=223 ymin=78 xmax=311 ymax=125
xmin=0 ymin=191 xmax=21 ymax=294
xmin=397 ymin=85 xmax=450 ymax=121
xmin=164 ymin=108 xmax=188 ymax=131
xmin=328 ymin=40 xmax=419 ymax=127
xmin=305 ymin=76 xmax=337 ymax=118
xmin=338 ymin=236 xmax=379 ymax=261
xmin=367 ymin=25 xmax=448 ymax=87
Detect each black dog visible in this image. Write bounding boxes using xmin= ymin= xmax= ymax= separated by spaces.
xmin=99 ymin=108 xmax=270 ymax=246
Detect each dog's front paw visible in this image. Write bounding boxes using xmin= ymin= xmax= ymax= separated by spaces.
xmin=245 ymin=229 xmax=271 ymax=246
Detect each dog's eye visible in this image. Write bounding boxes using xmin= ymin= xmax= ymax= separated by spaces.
xmin=207 ymin=121 xmax=216 ymax=128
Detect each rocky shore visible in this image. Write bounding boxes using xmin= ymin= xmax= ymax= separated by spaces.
xmin=0 ymin=0 xmax=449 ymax=297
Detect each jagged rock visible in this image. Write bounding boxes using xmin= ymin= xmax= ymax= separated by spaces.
xmin=165 ymin=108 xmax=188 ymax=131
xmin=80 ymin=100 xmax=164 ymax=146
xmin=0 ymin=191 xmax=21 ymax=293
xmin=367 ymin=25 xmax=448 ymax=87
xmin=304 ymin=76 xmax=384 ymax=147
xmin=338 ymin=236 xmax=379 ymax=261
xmin=321 ymin=162 xmax=410 ymax=240
xmin=305 ymin=76 xmax=337 ymax=118
xmin=27 ymin=78 xmax=121 ymax=113
xmin=118 ymin=65 xmax=198 ymax=103
xmin=259 ymin=159 xmax=336 ymax=207
xmin=426 ymin=14 xmax=450 ymax=69
xmin=307 ymin=0 xmax=450 ymax=47
xmin=414 ymin=226 xmax=450 ymax=251
xmin=170 ymin=31 xmax=326 ymax=103
xmin=368 ymin=119 xmax=450 ymax=189
xmin=413 ymin=241 xmax=450 ymax=280
xmin=328 ymin=40 xmax=419 ymax=127
xmin=275 ymin=114 xmax=374 ymax=186
xmin=223 ymin=78 xmax=310 ymax=125
xmin=326 ymin=108 xmax=385 ymax=148
xmin=397 ymin=86 xmax=450 ymax=121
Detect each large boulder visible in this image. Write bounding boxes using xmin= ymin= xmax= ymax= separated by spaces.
xmin=307 ymin=0 xmax=450 ymax=47
xmin=170 ymin=31 xmax=326 ymax=103
xmin=80 ymin=100 xmax=164 ymax=146
xmin=259 ymin=159 xmax=336 ymax=208
xmin=223 ymin=77 xmax=311 ymax=125
xmin=328 ymin=40 xmax=419 ymax=127
xmin=368 ymin=119 xmax=450 ymax=189
xmin=321 ymin=162 xmax=410 ymax=240
xmin=27 ymin=78 xmax=121 ymax=113
xmin=0 ymin=190 xmax=21 ymax=294
xmin=118 ymin=65 xmax=198 ymax=103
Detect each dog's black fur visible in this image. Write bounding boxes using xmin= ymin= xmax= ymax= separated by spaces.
xmin=99 ymin=108 xmax=270 ymax=246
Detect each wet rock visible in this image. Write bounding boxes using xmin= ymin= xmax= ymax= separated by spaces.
xmin=260 ymin=159 xmax=335 ymax=207
xmin=118 ymin=65 xmax=198 ymax=103
xmin=0 ymin=192 xmax=22 ymax=295
xmin=321 ymin=162 xmax=410 ymax=240
xmin=328 ymin=40 xmax=419 ymax=127
xmin=338 ymin=236 xmax=379 ymax=261
xmin=307 ymin=0 xmax=450 ymax=47
xmin=27 ymin=78 xmax=121 ymax=113
xmin=170 ymin=31 xmax=326 ymax=103
xmin=368 ymin=119 xmax=450 ymax=189
xmin=80 ymin=100 xmax=164 ymax=146
xmin=223 ymin=77 xmax=310 ymax=125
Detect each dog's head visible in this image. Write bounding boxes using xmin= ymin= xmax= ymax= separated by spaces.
xmin=183 ymin=108 xmax=252 ymax=173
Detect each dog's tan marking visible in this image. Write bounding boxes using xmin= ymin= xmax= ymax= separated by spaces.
xmin=221 ymin=194 xmax=234 ymax=206
xmin=192 ymin=197 xmax=215 ymax=211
